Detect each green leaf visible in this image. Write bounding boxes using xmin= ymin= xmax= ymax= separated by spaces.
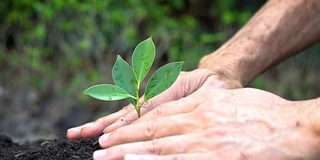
xmin=84 ymin=84 xmax=135 ymax=101
xmin=132 ymin=37 xmax=155 ymax=83
xmin=112 ymin=55 xmax=137 ymax=105
xmin=144 ymin=62 xmax=184 ymax=101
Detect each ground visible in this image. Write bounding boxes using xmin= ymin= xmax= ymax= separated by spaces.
xmin=0 ymin=134 xmax=101 ymax=160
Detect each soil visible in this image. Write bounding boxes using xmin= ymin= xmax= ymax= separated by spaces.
xmin=0 ymin=82 xmax=123 ymax=160
xmin=0 ymin=134 xmax=101 ymax=160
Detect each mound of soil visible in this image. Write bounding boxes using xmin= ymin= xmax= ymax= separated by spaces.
xmin=0 ymin=134 xmax=101 ymax=160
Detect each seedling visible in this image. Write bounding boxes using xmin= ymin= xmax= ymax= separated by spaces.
xmin=83 ymin=38 xmax=184 ymax=117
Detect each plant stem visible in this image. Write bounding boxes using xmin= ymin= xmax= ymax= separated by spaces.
xmin=135 ymin=82 xmax=142 ymax=117
xmin=135 ymin=101 xmax=143 ymax=118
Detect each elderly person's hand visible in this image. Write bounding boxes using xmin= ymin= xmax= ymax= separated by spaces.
xmin=67 ymin=0 xmax=320 ymax=142
xmin=67 ymin=68 xmax=241 ymax=140
xmin=93 ymin=83 xmax=320 ymax=160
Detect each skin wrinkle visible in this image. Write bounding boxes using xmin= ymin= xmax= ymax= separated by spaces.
xmin=242 ymin=127 xmax=310 ymax=159
xmin=181 ymin=70 xmax=210 ymax=96
xmin=274 ymin=132 xmax=312 ymax=159
xmin=200 ymin=100 xmax=274 ymax=139
xmin=242 ymin=118 xmax=276 ymax=135
xmin=280 ymin=127 xmax=319 ymax=159
xmin=208 ymin=91 xmax=304 ymax=149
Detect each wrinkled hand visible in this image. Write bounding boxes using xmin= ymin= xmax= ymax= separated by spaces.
xmin=93 ymin=84 xmax=319 ymax=160
xmin=67 ymin=68 xmax=241 ymax=140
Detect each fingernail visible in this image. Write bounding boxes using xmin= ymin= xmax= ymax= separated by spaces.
xmin=103 ymin=123 xmax=115 ymax=133
xmin=99 ymin=133 xmax=110 ymax=144
xmin=67 ymin=127 xmax=79 ymax=132
xmin=68 ymin=123 xmax=94 ymax=132
xmin=124 ymin=154 xmax=141 ymax=160
xmin=93 ymin=149 xmax=107 ymax=160
xmin=67 ymin=126 xmax=82 ymax=132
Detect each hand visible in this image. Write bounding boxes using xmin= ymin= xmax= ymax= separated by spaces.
xmin=93 ymin=85 xmax=320 ymax=160
xmin=67 ymin=68 xmax=242 ymax=140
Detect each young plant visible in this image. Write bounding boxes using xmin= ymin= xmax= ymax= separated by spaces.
xmin=83 ymin=37 xmax=184 ymax=117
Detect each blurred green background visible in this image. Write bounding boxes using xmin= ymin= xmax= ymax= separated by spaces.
xmin=0 ymin=0 xmax=319 ymax=141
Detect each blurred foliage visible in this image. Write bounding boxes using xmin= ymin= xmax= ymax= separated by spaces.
xmin=0 ymin=0 xmax=266 ymax=105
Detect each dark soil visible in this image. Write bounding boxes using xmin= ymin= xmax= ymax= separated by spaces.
xmin=0 ymin=134 xmax=101 ymax=160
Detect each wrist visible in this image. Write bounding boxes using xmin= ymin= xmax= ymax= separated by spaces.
xmin=198 ymin=38 xmax=262 ymax=87
xmin=198 ymin=55 xmax=242 ymax=88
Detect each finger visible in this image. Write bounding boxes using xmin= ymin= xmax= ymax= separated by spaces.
xmin=94 ymin=133 xmax=201 ymax=160
xmin=103 ymin=69 xmax=211 ymax=133
xmin=67 ymin=122 xmax=96 ymax=140
xmin=99 ymin=113 xmax=196 ymax=148
xmin=102 ymin=96 xmax=145 ymax=133
xmin=103 ymin=96 xmax=199 ymax=133
xmin=102 ymin=86 xmax=184 ymax=133
xmin=67 ymin=104 xmax=133 ymax=140
xmin=124 ymin=153 xmax=215 ymax=160
xmin=102 ymin=83 xmax=185 ymax=133
xmin=133 ymin=90 xmax=203 ymax=124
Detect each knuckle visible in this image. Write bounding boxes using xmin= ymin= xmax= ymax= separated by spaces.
xmin=147 ymin=139 xmax=161 ymax=154
xmin=121 ymin=104 xmax=134 ymax=112
xmin=143 ymin=99 xmax=156 ymax=110
xmin=144 ymin=119 xmax=157 ymax=138
xmin=155 ymin=106 xmax=165 ymax=116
